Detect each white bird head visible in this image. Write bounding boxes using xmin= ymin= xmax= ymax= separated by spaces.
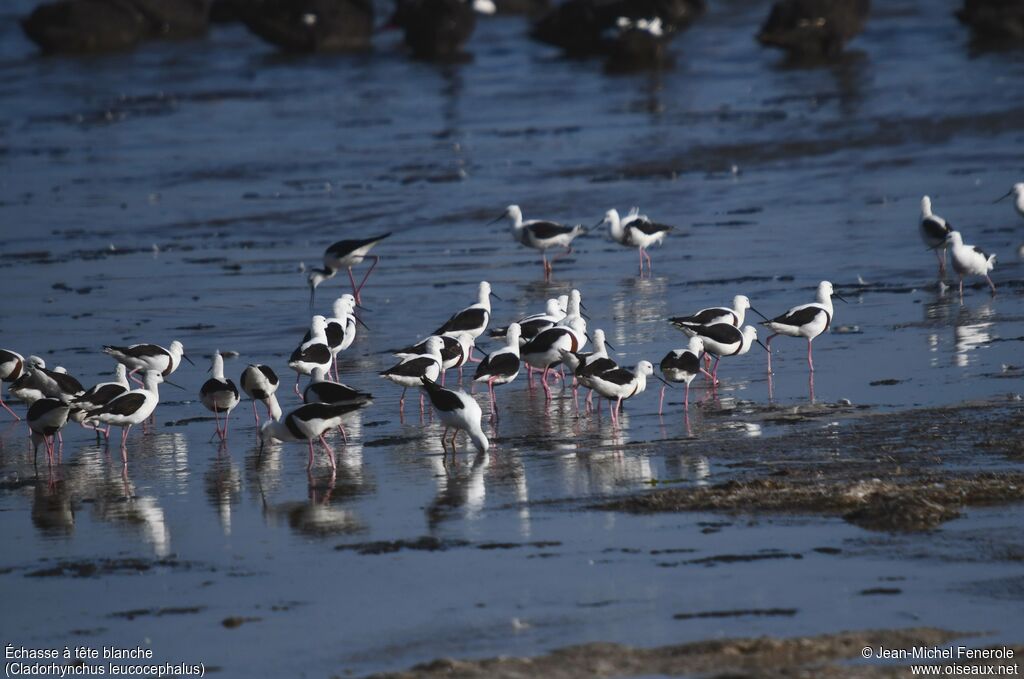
xmin=210 ymin=350 xmax=224 ymax=379
xmin=424 ymin=336 xmax=445 ymax=355
xmin=920 ymin=195 xmax=933 ymax=217
xmin=557 ymin=294 xmax=569 ymax=312
xmin=945 ymin=230 xmax=964 ymax=247
xmin=311 ymin=367 xmax=327 ymax=383
xmin=310 ymin=315 xmax=329 ymax=334
xmin=333 ymin=294 xmax=357 ymax=317
xmin=27 ymin=356 xmax=46 ymax=370
xmin=472 ymin=0 xmax=496 ymax=14
xmin=544 ymin=298 xmax=562 ymax=316
xmin=687 ymin=336 xmax=705 ymax=355
xmin=734 ymin=295 xmax=751 ymax=311
xmin=469 ymin=429 xmax=490 ymax=453
xmin=636 ymin=360 xmax=655 ymax=377
xmin=506 ymin=322 xmax=522 ymax=345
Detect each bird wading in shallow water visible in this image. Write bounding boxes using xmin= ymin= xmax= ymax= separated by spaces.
xmin=946 ymin=231 xmax=996 ymax=300
xmin=761 ymin=281 xmax=845 ymax=373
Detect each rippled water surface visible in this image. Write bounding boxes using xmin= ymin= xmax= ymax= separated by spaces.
xmin=1 ymin=0 xmax=1023 ymax=675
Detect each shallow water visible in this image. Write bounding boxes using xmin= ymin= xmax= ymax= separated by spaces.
xmin=1 ymin=0 xmax=1023 ymax=675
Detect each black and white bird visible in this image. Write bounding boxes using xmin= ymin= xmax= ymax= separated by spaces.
xmin=380 ymin=335 xmax=444 ymax=412
xmin=0 ymin=348 xmax=27 ymax=419
xmin=200 ymin=351 xmax=240 ymax=441
xmin=27 ymin=398 xmax=70 ymax=466
xmin=397 ymin=332 xmax=474 ymax=384
xmin=761 ymin=280 xmax=845 ymax=373
xmin=9 ymin=356 xmax=48 ymax=406
xmin=304 ymin=367 xmax=373 ymax=407
xmin=603 ymin=207 xmax=675 ymax=274
xmin=70 ymin=364 xmax=130 ymax=433
xmin=489 ymin=297 xmax=566 ymax=343
xmin=84 ymin=370 xmax=166 ymax=461
xmin=659 ymin=336 xmax=713 ymax=413
xmin=289 ymin=315 xmax=333 ymax=396
xmin=669 ymin=294 xmax=764 ymax=330
xmin=521 ymin=316 xmax=588 ymax=399
xmin=559 ymin=327 xmax=612 ymax=407
xmin=240 ymin=364 xmax=283 ymax=426
xmin=103 ymin=340 xmax=193 ymax=385
xmin=259 ymin=402 xmax=368 ymax=470
xmin=673 ymin=323 xmax=766 ymax=382
xmin=31 ymin=365 xmax=85 ymax=404
xmin=994 ymin=183 xmax=1024 ymax=221
xmin=946 ymin=231 xmax=997 ymax=299
xmin=473 ymin=322 xmax=522 ymax=414
xmin=304 ymin=294 xmax=362 ymax=380
xmin=432 ymin=281 xmax=497 ymax=348
xmin=492 ymin=205 xmax=586 ymax=278
xmin=420 ymin=377 xmax=489 ymax=454
xmin=308 ymin=232 xmax=391 ymax=306
xmin=389 ymin=0 xmax=496 ymax=60
xmin=568 ymin=338 xmax=618 ymax=413
xmin=920 ymin=196 xmax=953 ymax=278
xmin=588 ymin=360 xmax=667 ymax=423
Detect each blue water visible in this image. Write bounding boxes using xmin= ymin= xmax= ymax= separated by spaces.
xmin=1 ymin=0 xmax=1023 ymax=675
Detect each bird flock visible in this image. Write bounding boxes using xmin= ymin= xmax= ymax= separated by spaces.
xmin=1 ymin=186 xmax=1019 ymax=470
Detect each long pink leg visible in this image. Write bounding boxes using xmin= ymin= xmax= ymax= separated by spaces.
xmin=128 ymin=368 xmax=144 ymax=387
xmin=420 ymin=392 xmax=426 ymax=417
xmin=336 ymin=421 xmax=348 ymax=443
xmin=986 ymin=275 xmax=996 ymax=295
xmin=541 ymin=368 xmax=552 ymax=401
xmin=307 ymin=441 xmax=315 ymax=469
xmin=351 ymin=256 xmax=379 ymax=305
xmin=766 ymin=334 xmax=777 ymax=373
xmin=684 ymin=382 xmax=690 ymax=411
xmin=294 ymin=374 xmax=301 ymax=397
xmin=319 ymin=434 xmax=336 ymax=469
xmin=711 ymin=356 xmax=721 ymax=381
xmin=658 ymin=385 xmax=666 ymax=414
xmin=959 ymin=276 xmax=964 ymax=302
xmin=223 ymin=410 xmax=230 ymax=440
xmin=399 ymin=387 xmax=407 ymax=412
xmin=638 ymin=248 xmax=644 ymax=275
xmin=644 ymin=249 xmax=653 ymax=272
xmin=934 ymin=248 xmax=945 ymax=278
xmin=807 ymin=339 xmax=814 ymax=372
xmin=0 ymin=394 xmax=20 ymax=421
xmin=251 ymin=400 xmax=260 ymax=427
xmin=488 ymin=378 xmax=497 ymax=414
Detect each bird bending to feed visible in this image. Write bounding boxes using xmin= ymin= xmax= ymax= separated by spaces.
xmin=9 ymin=356 xmax=48 ymax=406
xmin=673 ymin=323 xmax=766 ymax=382
xmin=0 ymin=348 xmax=26 ymax=420
xmin=473 ymin=322 xmax=522 ymax=414
xmin=602 ymin=207 xmax=674 ymax=274
xmin=200 ymin=350 xmax=240 ymax=441
xmin=919 ymin=196 xmax=953 ymax=278
xmin=492 ymin=205 xmax=586 ymax=278
xmin=303 ymin=367 xmax=372 ymax=442
xmin=946 ymin=231 xmax=996 ymax=299
xmin=380 ymin=336 xmax=443 ymax=413
xmin=240 ymin=364 xmax=282 ymax=426
xmin=84 ymin=370 xmax=167 ymax=462
xmin=289 ymin=315 xmax=333 ymax=396
xmin=588 ymin=360 xmax=668 ymax=424
xmin=307 ymin=232 xmax=390 ymax=306
xmin=103 ymin=340 xmax=193 ymax=385
xmin=397 ymin=332 xmax=474 ymax=384
xmin=994 ymin=183 xmax=1024 ymax=221
xmin=761 ymin=280 xmax=845 ymax=373
xmin=420 ymin=377 xmax=489 ymax=454
xmin=659 ymin=336 xmax=714 ymax=413
xmin=27 ymin=398 xmax=70 ymax=466
xmin=259 ymin=402 xmax=368 ymax=470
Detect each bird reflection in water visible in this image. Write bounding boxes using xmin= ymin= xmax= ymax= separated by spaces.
xmin=663 ymin=455 xmax=711 ymax=487
xmin=32 ymin=471 xmax=74 ymax=537
xmin=204 ymin=453 xmax=242 ymax=536
xmin=953 ymin=302 xmax=994 ymax=368
xmin=255 ymin=467 xmax=367 ymax=539
xmin=427 ymin=451 xmax=488 ymax=528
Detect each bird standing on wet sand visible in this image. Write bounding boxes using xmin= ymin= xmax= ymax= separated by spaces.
xmin=492 ymin=205 xmax=586 ymax=279
xmin=994 ymin=183 xmax=1024 ymax=221
xmin=588 ymin=360 xmax=668 ymax=424
xmin=672 ymin=323 xmax=767 ymax=382
xmin=0 ymin=349 xmax=27 ymax=419
xmin=920 ymin=196 xmax=953 ymax=278
xmin=380 ymin=336 xmax=444 ymax=413
xmin=420 ymin=377 xmax=489 ymax=455
xmin=260 ymin=402 xmax=368 ymax=470
xmin=946 ymin=231 xmax=996 ymax=300
xmin=761 ymin=280 xmax=845 ymax=373
xmin=200 ymin=351 xmax=240 ymax=441
xmin=603 ymin=207 xmax=675 ymax=274
xmin=241 ymin=364 xmax=282 ymax=426
xmin=103 ymin=340 xmax=193 ymax=385
xmin=522 ymin=316 xmax=588 ymax=400
xmin=397 ymin=333 xmax=474 ymax=384
xmin=659 ymin=336 xmax=714 ymax=413
xmin=307 ymin=232 xmax=390 ymax=306
xmin=473 ymin=322 xmax=522 ymax=414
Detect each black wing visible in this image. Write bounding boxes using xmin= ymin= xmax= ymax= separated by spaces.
xmin=921 ymin=217 xmax=951 ymax=241
xmin=526 ymin=221 xmax=574 ymax=240
xmin=630 ymin=219 xmax=674 ymax=236
xmin=595 ymin=367 xmax=634 ymax=386
xmin=690 ymin=323 xmax=740 ymax=344
xmin=77 ymin=383 xmax=126 ymax=407
xmin=420 ymin=377 xmax=464 ymax=412
xmin=325 ymin=322 xmax=345 ymax=348
xmin=201 ymin=378 xmax=239 ymax=399
xmin=106 ymin=344 xmax=167 ymax=359
xmin=475 ymin=352 xmax=520 ymax=379
xmin=27 ymin=398 xmax=67 ymax=420
xmin=325 ymin=233 xmax=391 ymax=257
xmin=661 ymin=351 xmax=700 ymax=374
xmin=972 ymin=245 xmax=989 ymax=259
xmin=434 ymin=308 xmax=487 ymax=335
xmin=381 ymin=356 xmax=437 ymax=378
xmin=770 ymin=306 xmax=826 ymax=328
xmin=258 ymin=365 xmax=279 ymax=386
xmin=289 ymin=343 xmax=332 ymax=365
xmin=669 ymin=307 xmax=732 ymax=327
xmin=42 ymin=368 xmax=84 ymax=394
xmin=305 ymin=381 xmax=372 ymax=405
xmin=578 ymin=356 xmax=617 ymax=378
xmin=520 ymin=317 xmax=555 ymax=339
xmin=522 ymin=327 xmax=571 ymax=354
xmin=95 ymin=392 xmax=147 ymax=417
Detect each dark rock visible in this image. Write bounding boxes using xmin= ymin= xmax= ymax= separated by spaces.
xmin=757 ymin=0 xmax=870 ymax=59
xmin=236 ymin=0 xmax=373 ymax=52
